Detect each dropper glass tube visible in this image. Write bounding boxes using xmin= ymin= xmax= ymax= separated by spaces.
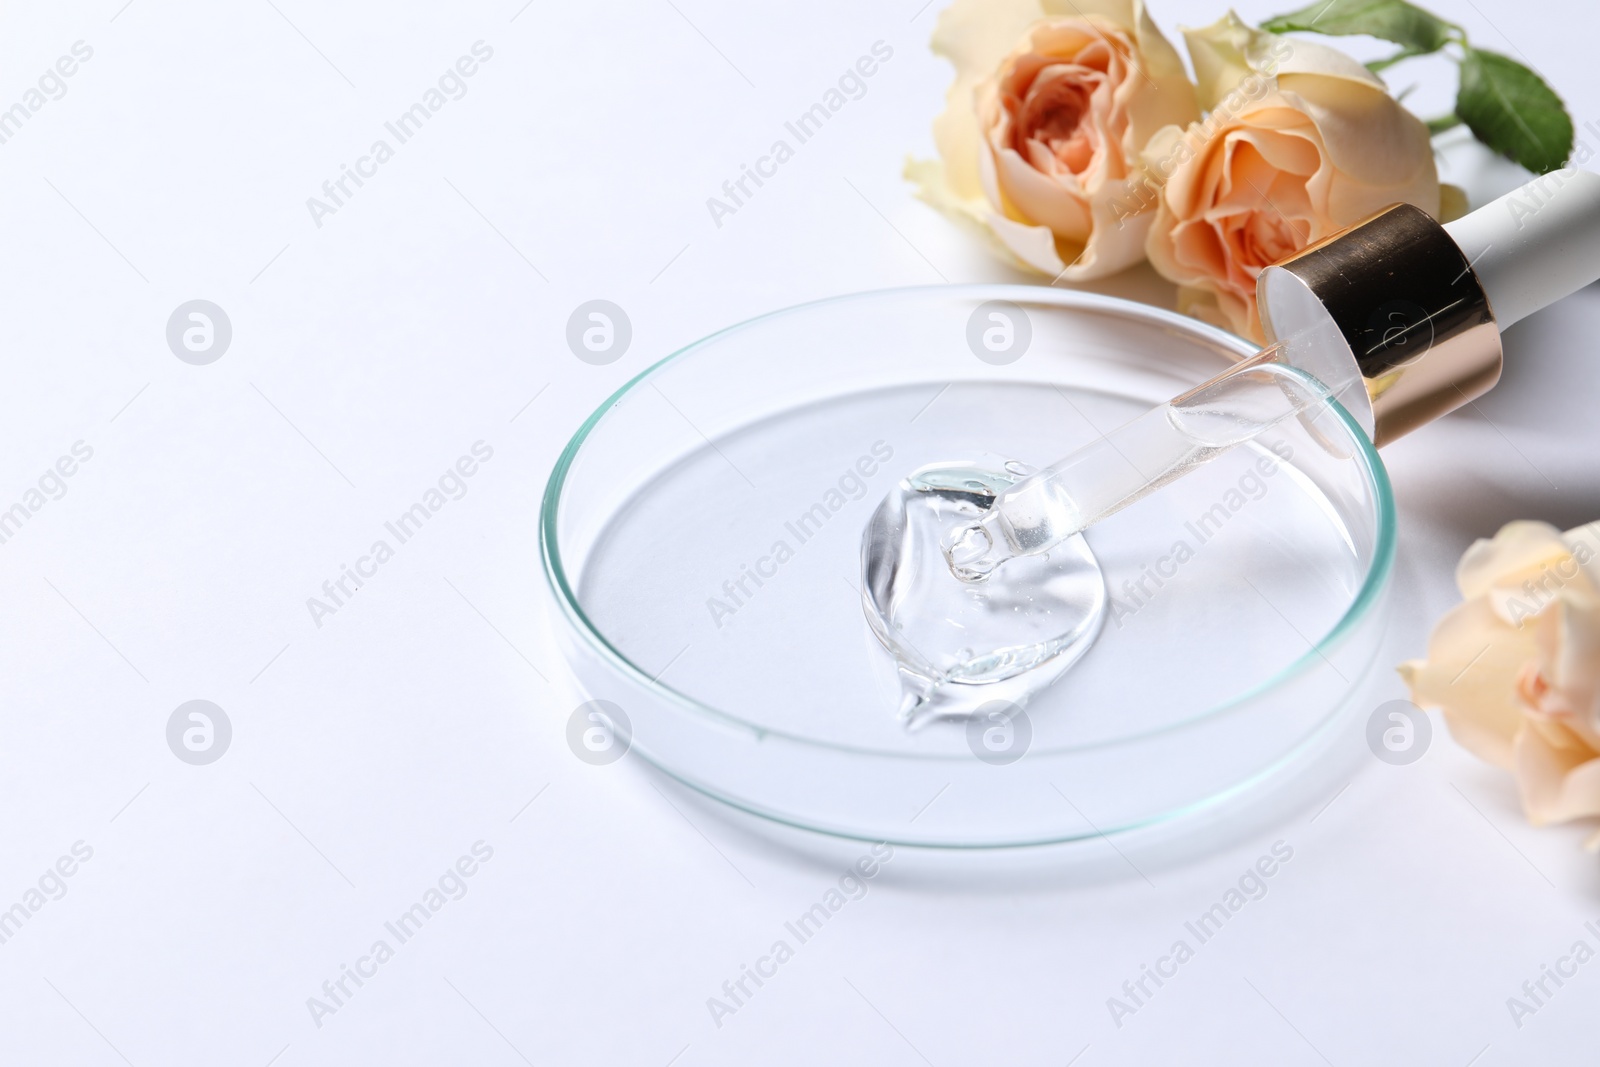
xmin=943 ymin=344 xmax=1336 ymax=582
xmin=940 ymin=171 xmax=1600 ymax=585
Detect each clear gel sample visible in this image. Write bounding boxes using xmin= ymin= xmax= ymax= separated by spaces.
xmin=860 ymin=461 xmax=1106 ymax=729
xmin=860 ymin=353 xmax=1340 ymax=727
xmin=944 ymin=351 xmax=1331 ymax=583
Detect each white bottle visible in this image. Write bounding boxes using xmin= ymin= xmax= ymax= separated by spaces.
xmin=1258 ymin=169 xmax=1600 ymax=445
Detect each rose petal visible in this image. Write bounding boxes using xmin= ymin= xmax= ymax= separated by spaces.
xmin=1180 ymin=12 xmax=1257 ymax=112
xmin=992 ymin=147 xmax=1095 ymax=238
xmin=1564 ymin=521 xmax=1600 ymax=583
xmin=1531 ymin=595 xmax=1600 ymax=741
xmin=930 ymin=0 xmax=1060 ymax=203
xmin=1184 ymin=12 xmax=1385 ymax=109
xmin=985 ymin=210 xmax=1078 ymax=274
xmin=1266 ymin=29 xmax=1385 ymax=89
xmin=1400 ymin=595 xmax=1539 ymax=769
xmin=1070 ymin=175 xmax=1160 ymax=277
xmin=1276 ymin=81 xmax=1439 ymax=218
xmin=1512 ymin=715 xmax=1600 ymax=826
xmin=1120 ymin=0 xmax=1199 ymax=146
xmin=1457 ymin=521 xmax=1567 ymax=600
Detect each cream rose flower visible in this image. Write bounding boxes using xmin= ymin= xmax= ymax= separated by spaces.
xmin=1401 ymin=521 xmax=1600 ymax=844
xmin=908 ymin=0 xmax=1199 ymax=281
xmin=1142 ymin=14 xmax=1440 ymax=341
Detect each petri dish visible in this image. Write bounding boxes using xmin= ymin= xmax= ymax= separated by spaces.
xmin=541 ymin=286 xmax=1394 ymax=848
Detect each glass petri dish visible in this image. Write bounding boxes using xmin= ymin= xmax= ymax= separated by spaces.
xmin=542 ymin=286 xmax=1394 ymax=848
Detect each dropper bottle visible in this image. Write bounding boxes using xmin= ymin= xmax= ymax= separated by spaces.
xmin=946 ymin=169 xmax=1600 ymax=582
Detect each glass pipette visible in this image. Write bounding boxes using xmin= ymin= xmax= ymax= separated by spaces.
xmin=944 ymin=169 xmax=1600 ymax=583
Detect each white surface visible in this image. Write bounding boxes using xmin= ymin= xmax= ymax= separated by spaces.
xmin=0 ymin=1 xmax=1597 ymax=1064
xmin=1446 ymin=169 xmax=1600 ymax=327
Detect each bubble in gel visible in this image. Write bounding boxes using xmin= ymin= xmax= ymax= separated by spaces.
xmin=860 ymin=460 xmax=1107 ymax=729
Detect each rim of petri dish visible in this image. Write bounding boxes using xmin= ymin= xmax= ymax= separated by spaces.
xmin=540 ymin=285 xmax=1396 ymax=842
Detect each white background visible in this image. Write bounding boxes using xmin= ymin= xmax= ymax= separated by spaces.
xmin=0 ymin=0 xmax=1596 ymax=1063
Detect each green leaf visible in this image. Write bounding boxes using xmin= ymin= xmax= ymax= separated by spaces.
xmin=1456 ymin=48 xmax=1575 ymax=173
xmin=1261 ymin=0 xmax=1456 ymax=56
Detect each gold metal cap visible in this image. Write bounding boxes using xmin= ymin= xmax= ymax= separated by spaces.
xmin=1257 ymin=203 xmax=1502 ymax=447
